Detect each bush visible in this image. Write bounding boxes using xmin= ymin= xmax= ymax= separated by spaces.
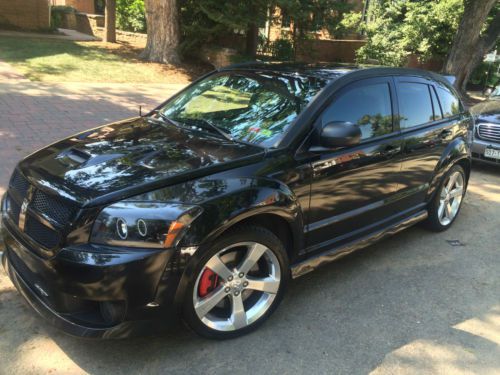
xmin=116 ymin=0 xmax=146 ymax=33
xmin=50 ymin=6 xmax=77 ymax=29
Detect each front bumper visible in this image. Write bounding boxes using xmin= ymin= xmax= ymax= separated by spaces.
xmin=471 ymin=137 xmax=500 ymax=166
xmin=1 ymin=217 xmax=183 ymax=338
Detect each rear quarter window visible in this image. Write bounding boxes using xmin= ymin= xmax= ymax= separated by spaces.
xmin=436 ymin=85 xmax=462 ymax=118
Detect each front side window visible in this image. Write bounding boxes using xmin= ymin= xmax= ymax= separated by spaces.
xmin=323 ymin=82 xmax=393 ymax=140
xmin=436 ymin=85 xmax=461 ymax=118
xmin=398 ymin=83 xmax=434 ymax=128
xmin=160 ymin=72 xmax=326 ymax=147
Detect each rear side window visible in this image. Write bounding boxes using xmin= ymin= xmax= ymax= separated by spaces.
xmin=323 ymin=82 xmax=393 ymax=140
xmin=398 ymin=83 xmax=434 ymax=128
xmin=436 ymin=85 xmax=461 ymax=117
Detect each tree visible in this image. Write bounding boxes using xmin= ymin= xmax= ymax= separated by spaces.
xmin=180 ymin=0 xmax=270 ymax=59
xmin=104 ymin=0 xmax=117 ymax=43
xmin=444 ymin=0 xmax=500 ymax=92
xmin=141 ymin=0 xmax=181 ymax=64
xmin=351 ymin=0 xmax=463 ymax=67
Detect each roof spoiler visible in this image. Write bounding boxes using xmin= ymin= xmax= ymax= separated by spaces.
xmin=443 ymin=75 xmax=456 ymax=85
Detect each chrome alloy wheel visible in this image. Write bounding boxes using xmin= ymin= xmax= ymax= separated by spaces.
xmin=193 ymin=242 xmax=281 ymax=332
xmin=438 ymin=170 xmax=464 ymax=226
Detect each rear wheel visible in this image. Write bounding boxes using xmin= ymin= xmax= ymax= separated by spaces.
xmin=183 ymin=226 xmax=288 ymax=339
xmin=425 ymin=164 xmax=466 ymax=231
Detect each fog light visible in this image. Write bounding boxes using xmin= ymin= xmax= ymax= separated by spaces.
xmin=116 ymin=218 xmax=128 ymax=239
xmin=137 ymin=219 xmax=148 ymax=237
xmin=99 ymin=301 xmax=126 ymax=325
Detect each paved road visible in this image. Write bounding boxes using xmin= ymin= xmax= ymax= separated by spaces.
xmin=0 ymin=81 xmax=185 ymax=196
xmin=0 ymin=81 xmax=499 ymax=374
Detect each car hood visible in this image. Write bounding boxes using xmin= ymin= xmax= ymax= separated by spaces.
xmin=470 ymin=99 xmax=500 ymax=123
xmin=18 ymin=117 xmax=264 ymax=207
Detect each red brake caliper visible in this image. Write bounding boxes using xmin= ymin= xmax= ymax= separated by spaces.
xmin=198 ymin=268 xmax=219 ymax=297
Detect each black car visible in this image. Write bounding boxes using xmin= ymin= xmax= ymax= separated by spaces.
xmin=1 ymin=64 xmax=471 ymax=339
xmin=470 ymin=86 xmax=500 ymax=165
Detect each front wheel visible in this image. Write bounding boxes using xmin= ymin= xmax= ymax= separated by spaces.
xmin=183 ymin=226 xmax=288 ymax=339
xmin=425 ymin=164 xmax=466 ymax=231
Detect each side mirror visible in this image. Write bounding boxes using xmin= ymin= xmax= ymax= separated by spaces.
xmin=319 ymin=121 xmax=361 ymax=148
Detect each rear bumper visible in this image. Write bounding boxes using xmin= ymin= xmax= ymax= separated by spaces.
xmin=1 ymin=217 xmax=183 ymax=339
xmin=471 ymin=138 xmax=500 ymax=166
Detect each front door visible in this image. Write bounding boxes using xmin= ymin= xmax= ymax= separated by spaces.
xmin=305 ymin=77 xmax=404 ymax=253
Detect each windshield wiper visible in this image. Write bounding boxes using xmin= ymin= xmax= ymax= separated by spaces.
xmin=187 ymin=118 xmax=235 ymax=142
xmin=150 ymin=112 xmax=259 ymax=148
xmin=149 ymin=110 xmax=183 ymax=128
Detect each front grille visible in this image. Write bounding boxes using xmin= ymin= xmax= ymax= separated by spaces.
xmin=477 ymin=123 xmax=500 ymax=142
xmin=5 ymin=169 xmax=80 ymax=253
xmin=31 ymin=189 xmax=78 ymax=225
xmin=25 ymin=216 xmax=62 ymax=249
xmin=10 ymin=170 xmax=30 ymax=198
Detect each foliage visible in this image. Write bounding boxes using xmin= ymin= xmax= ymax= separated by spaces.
xmin=350 ymin=0 xmax=464 ymax=66
xmin=180 ymin=0 xmax=269 ymax=54
xmin=469 ymin=61 xmax=500 ymax=88
xmin=276 ymin=0 xmax=354 ymax=39
xmin=116 ymin=0 xmax=146 ymax=33
xmin=180 ymin=0 xmax=354 ymax=57
xmin=50 ymin=5 xmax=76 ymax=29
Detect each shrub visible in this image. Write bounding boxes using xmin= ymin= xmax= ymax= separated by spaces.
xmin=116 ymin=0 xmax=146 ymax=33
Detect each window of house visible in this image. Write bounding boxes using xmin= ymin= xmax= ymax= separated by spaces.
xmin=281 ymin=11 xmax=291 ymax=28
xmin=323 ymin=82 xmax=393 ymax=141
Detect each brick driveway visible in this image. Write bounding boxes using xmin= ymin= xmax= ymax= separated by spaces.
xmin=0 ymin=81 xmax=185 ymax=195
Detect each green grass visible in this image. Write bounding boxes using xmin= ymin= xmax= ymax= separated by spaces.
xmin=0 ymin=36 xmax=188 ymax=83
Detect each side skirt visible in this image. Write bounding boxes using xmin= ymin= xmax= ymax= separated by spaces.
xmin=290 ymin=210 xmax=428 ymax=278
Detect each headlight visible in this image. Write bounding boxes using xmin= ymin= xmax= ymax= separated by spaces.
xmin=90 ymin=201 xmax=202 ymax=248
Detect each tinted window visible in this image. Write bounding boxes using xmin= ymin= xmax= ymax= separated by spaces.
xmin=398 ymin=83 xmax=434 ymax=128
xmin=160 ymin=72 xmax=327 ymax=147
xmin=324 ymin=82 xmax=393 ymax=140
xmin=436 ymin=85 xmax=461 ymax=117
xmin=430 ymin=86 xmax=442 ymax=120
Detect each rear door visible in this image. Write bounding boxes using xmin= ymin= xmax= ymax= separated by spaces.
xmin=305 ymin=77 xmax=404 ymax=253
xmin=394 ymin=76 xmax=462 ymax=208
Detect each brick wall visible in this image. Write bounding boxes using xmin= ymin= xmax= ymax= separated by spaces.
xmin=52 ymin=0 xmax=94 ymax=14
xmin=0 ymin=0 xmax=50 ymax=30
xmin=296 ymin=39 xmax=367 ymax=63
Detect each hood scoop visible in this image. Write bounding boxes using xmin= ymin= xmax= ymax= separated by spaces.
xmin=57 ymin=148 xmax=123 ymax=168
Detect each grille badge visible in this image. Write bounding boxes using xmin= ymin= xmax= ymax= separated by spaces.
xmin=18 ymin=185 xmax=34 ymax=232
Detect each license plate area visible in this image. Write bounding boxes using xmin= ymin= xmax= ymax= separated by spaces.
xmin=484 ymin=148 xmax=500 ymax=159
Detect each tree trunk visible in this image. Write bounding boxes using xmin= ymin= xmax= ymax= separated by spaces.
xmin=245 ymin=23 xmax=259 ymax=59
xmin=444 ymin=0 xmax=499 ymax=92
xmin=104 ymin=0 xmax=116 ymax=43
xmin=141 ymin=0 xmax=181 ymax=65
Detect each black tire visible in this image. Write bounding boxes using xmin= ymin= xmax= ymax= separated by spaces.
xmin=425 ymin=164 xmax=466 ymax=232
xmin=182 ymin=225 xmax=289 ymax=339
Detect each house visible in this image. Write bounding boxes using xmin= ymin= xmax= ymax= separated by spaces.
xmin=0 ymin=0 xmax=50 ymax=30
xmin=51 ymin=0 xmax=95 ymax=14
xmin=263 ymin=0 xmax=366 ymax=43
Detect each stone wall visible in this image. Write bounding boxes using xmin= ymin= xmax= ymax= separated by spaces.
xmin=0 ymin=0 xmax=50 ymax=30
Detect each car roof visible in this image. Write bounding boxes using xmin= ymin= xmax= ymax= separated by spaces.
xmin=219 ymin=62 xmax=449 ymax=85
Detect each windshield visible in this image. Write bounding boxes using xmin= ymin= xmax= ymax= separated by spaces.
xmin=159 ymin=71 xmax=327 ymax=147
